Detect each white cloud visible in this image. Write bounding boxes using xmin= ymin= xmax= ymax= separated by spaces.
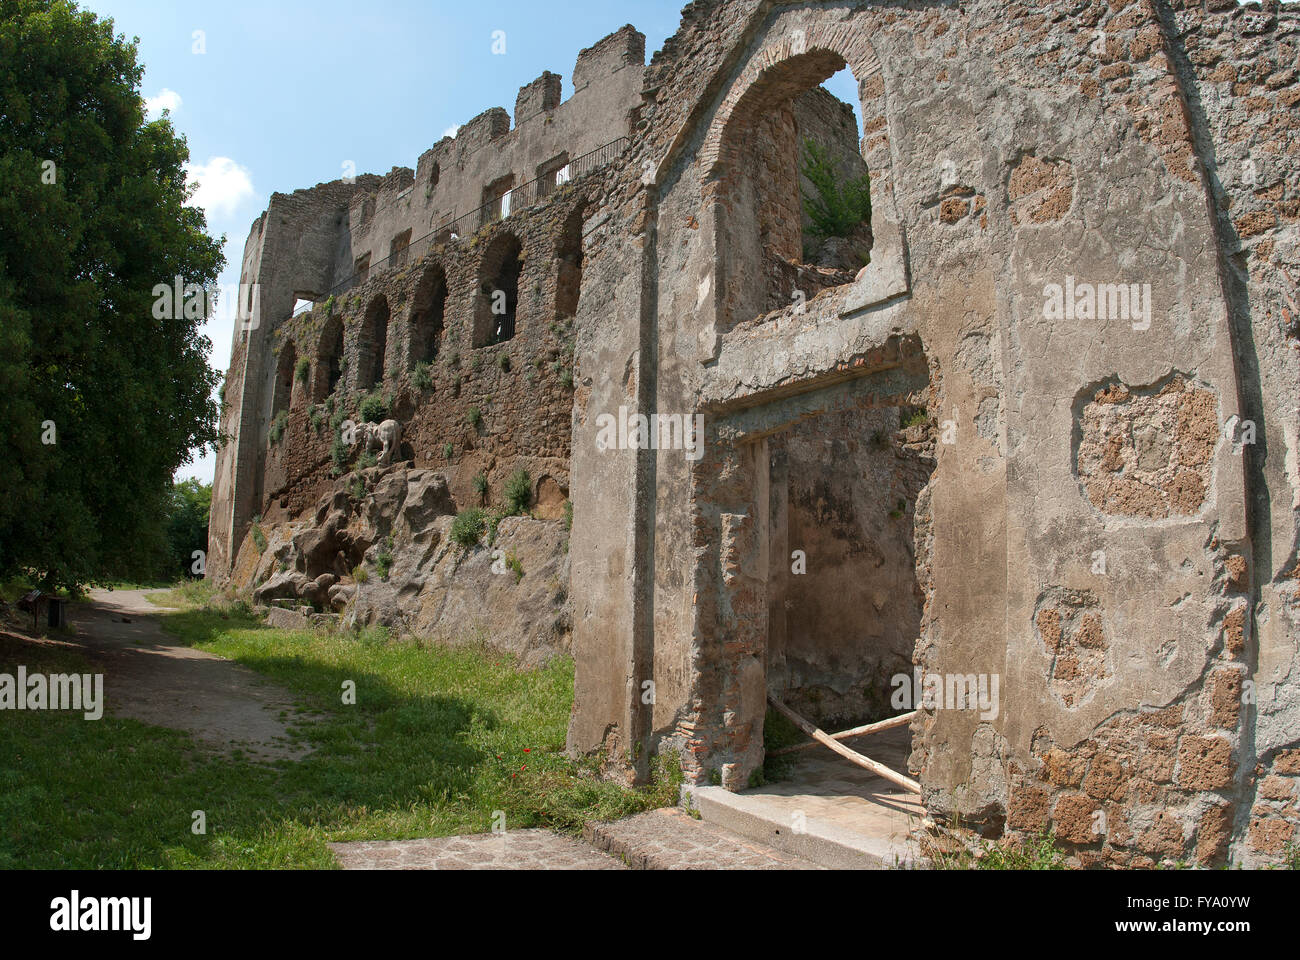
xmin=442 ymin=125 xmax=460 ymax=139
xmin=144 ymin=88 xmax=183 ymax=120
xmin=183 ymin=157 xmax=256 ymax=219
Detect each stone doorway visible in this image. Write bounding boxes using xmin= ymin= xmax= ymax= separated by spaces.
xmin=740 ymin=399 xmax=936 ymax=851
xmin=763 ymin=405 xmax=935 ymax=737
xmin=691 ymin=336 xmax=935 ymax=794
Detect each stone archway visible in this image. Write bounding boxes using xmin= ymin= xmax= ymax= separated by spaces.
xmin=702 ymin=12 xmax=909 ymax=323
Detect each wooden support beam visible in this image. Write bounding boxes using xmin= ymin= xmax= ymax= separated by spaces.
xmin=766 ymin=694 xmax=922 ymax=795
xmin=770 ymin=710 xmax=917 ymax=757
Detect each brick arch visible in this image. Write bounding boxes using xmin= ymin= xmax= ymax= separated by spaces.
xmin=699 ymin=22 xmax=884 ymax=181
xmin=407 ymin=259 xmax=449 ymax=366
xmin=355 ymin=294 xmax=390 ymax=390
xmin=271 ymin=337 xmax=299 ymax=417
xmin=313 ymin=313 xmax=344 ymax=401
xmin=554 ymin=203 xmax=589 ymax=321
xmin=473 ymin=230 xmax=525 ymax=347
xmin=701 ymin=12 xmax=907 ymax=323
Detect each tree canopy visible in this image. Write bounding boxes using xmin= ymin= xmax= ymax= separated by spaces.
xmin=0 ymin=0 xmax=224 ymax=589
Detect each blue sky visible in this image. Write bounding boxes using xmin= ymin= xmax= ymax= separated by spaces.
xmin=78 ymin=0 xmax=863 ymax=483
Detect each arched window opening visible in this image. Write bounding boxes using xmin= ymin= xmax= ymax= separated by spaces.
xmin=357 ymin=296 xmax=390 ymax=389
xmin=316 ymin=316 xmax=344 ymax=401
xmin=410 ymin=264 xmax=448 ymax=365
xmin=272 ymin=340 xmax=297 ymax=419
xmin=718 ymin=53 xmax=873 ymax=328
xmin=555 ymin=207 xmax=585 ymax=320
xmin=474 ymin=233 xmax=523 ymax=347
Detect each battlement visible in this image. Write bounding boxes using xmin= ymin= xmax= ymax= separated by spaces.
xmin=331 ymin=25 xmax=645 ymax=300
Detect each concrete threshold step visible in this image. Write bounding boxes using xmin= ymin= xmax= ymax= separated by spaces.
xmin=583 ymin=807 xmax=823 ymax=869
xmin=688 ymin=784 xmax=926 ymax=870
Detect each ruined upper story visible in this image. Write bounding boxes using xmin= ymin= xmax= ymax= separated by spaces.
xmin=238 ymin=24 xmax=646 ymax=311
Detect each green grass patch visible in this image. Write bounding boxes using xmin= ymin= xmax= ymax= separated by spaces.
xmin=927 ymin=828 xmax=1070 ymax=870
xmin=146 ymin=580 xmax=217 ymax=609
xmin=0 ymin=605 xmax=679 ymax=868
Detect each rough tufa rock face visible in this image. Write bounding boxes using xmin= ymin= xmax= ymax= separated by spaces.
xmin=209 ymin=0 xmax=1300 ymax=867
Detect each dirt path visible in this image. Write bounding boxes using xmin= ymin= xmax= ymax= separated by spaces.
xmin=66 ymin=589 xmax=311 ymax=762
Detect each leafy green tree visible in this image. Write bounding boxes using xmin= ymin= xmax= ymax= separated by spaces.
xmin=164 ymin=479 xmax=211 ymax=580
xmin=800 ymin=137 xmax=872 ymax=244
xmin=0 ymin=1 xmax=225 ymax=589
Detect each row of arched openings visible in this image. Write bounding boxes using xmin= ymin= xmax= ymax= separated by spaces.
xmin=272 ymin=209 xmax=585 ymax=419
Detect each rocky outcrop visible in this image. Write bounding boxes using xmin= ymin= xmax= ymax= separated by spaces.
xmin=349 ymin=514 xmax=571 ymax=669
xmin=239 ymin=463 xmax=570 ymax=667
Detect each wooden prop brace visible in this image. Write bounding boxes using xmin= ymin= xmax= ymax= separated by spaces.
xmin=766 ymin=695 xmax=921 ymax=795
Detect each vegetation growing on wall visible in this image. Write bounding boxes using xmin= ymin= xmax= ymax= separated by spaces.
xmin=800 ymin=138 xmax=871 ymax=250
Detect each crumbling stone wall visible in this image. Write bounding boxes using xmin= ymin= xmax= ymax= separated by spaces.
xmin=210 ymin=27 xmax=648 ymax=582
xmin=212 ymin=0 xmax=1300 ymax=868
xmin=564 ymin=0 xmax=1300 ymax=868
xmin=252 ymin=192 xmax=590 ymax=537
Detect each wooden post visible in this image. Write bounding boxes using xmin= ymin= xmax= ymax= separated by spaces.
xmin=767 ymin=694 xmax=921 ymax=795
xmin=770 ymin=710 xmax=917 ymax=757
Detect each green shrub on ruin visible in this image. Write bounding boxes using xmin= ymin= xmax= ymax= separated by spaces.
xmin=269 ymin=409 xmax=289 ymax=444
xmin=295 ymin=356 xmax=310 ymax=383
xmin=358 ymin=390 xmax=389 ymax=424
xmin=450 ymin=508 xmax=487 ymax=548
xmin=412 ymin=362 xmax=434 ymax=391
xmin=467 ymin=406 xmax=483 ymax=430
xmin=800 ymin=137 xmax=872 ymax=246
xmin=504 ymin=468 xmax=532 ymax=515
xmin=374 ymin=536 xmax=394 ymax=581
xmin=330 ymin=435 xmax=349 ymax=475
xmin=473 ymin=473 xmax=489 ymax=500
xmin=486 ymin=510 xmax=508 ymax=546
xmin=902 ymin=407 xmax=929 ymax=430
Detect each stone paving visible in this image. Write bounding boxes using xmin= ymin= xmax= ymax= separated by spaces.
xmin=329 ymin=829 xmax=626 ymax=870
xmin=584 ymin=808 xmax=823 ymax=870
xmin=329 ymin=808 xmax=826 ymax=870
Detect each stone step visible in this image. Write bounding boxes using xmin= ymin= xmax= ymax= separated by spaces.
xmin=689 ymin=783 xmax=925 ymax=870
xmin=583 ymin=808 xmax=823 ymax=870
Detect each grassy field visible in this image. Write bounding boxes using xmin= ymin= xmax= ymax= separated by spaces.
xmin=0 ymin=594 xmax=679 ymax=869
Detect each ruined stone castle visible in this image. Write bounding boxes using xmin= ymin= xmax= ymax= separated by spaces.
xmin=209 ymin=0 xmax=1300 ymax=868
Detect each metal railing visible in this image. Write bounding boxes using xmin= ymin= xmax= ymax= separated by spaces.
xmin=317 ymin=136 xmax=629 ymax=304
